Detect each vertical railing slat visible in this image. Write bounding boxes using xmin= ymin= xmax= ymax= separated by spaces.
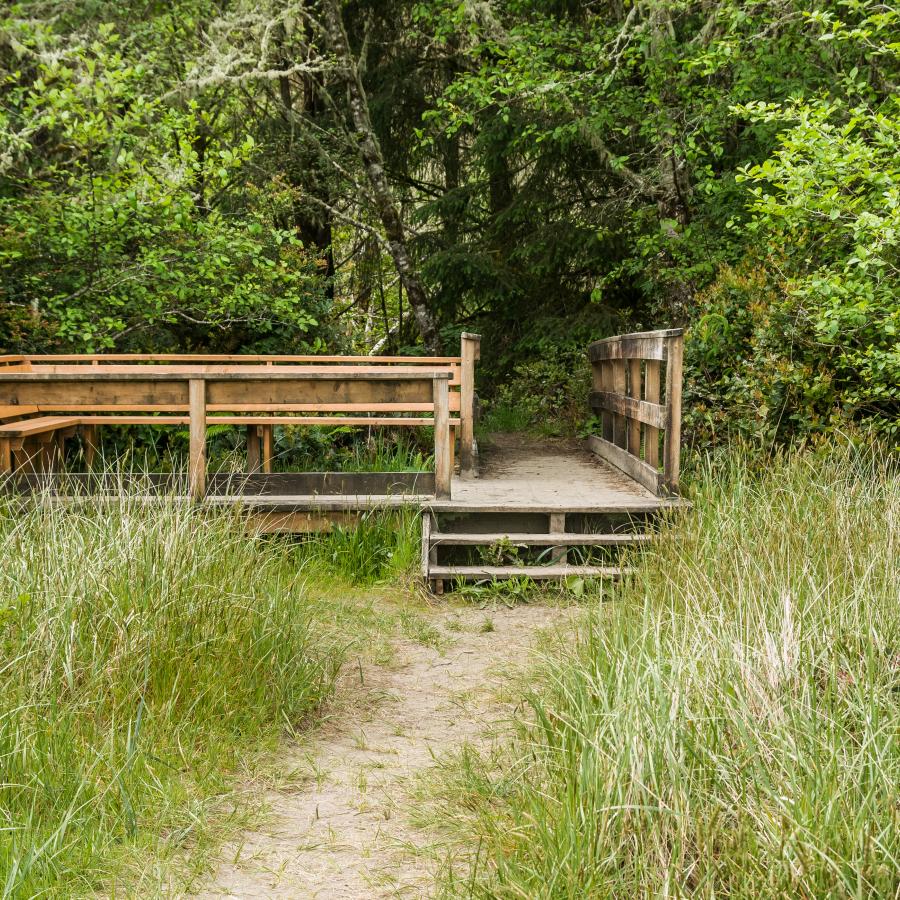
xmin=662 ymin=333 xmax=684 ymax=494
xmin=433 ymin=376 xmax=451 ymax=499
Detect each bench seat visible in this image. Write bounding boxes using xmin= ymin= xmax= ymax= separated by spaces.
xmin=0 ymin=415 xmax=81 ymax=438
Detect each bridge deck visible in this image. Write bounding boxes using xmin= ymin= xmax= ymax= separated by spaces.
xmin=211 ymin=434 xmax=683 ymax=517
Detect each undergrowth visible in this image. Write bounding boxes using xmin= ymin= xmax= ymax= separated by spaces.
xmin=430 ymin=446 xmax=900 ymax=898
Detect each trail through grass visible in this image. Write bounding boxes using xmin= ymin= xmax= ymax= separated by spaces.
xmin=430 ymin=447 xmax=900 ymax=898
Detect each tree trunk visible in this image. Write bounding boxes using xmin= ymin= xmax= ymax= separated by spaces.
xmin=321 ymin=0 xmax=442 ymax=352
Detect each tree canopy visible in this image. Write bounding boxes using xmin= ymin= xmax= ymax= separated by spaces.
xmin=1 ymin=0 xmax=897 ymax=442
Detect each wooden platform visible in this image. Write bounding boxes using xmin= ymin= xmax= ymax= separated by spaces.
xmin=194 ymin=434 xmax=682 ymax=516
xmin=430 ymin=433 xmax=678 ymax=513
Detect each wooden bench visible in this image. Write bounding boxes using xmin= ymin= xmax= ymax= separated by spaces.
xmin=0 ymin=368 xmax=457 ymax=499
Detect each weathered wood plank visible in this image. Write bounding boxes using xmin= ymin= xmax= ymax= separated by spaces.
xmin=549 ymin=512 xmax=567 ymax=564
xmin=0 ymin=369 xmax=453 ymax=382
xmin=261 ymin=424 xmax=273 ymax=474
xmin=26 ymin=365 xmax=461 ymax=386
xmin=428 ymin=564 xmax=624 ymax=579
xmin=421 ymin=512 xmax=432 ymax=580
xmin=588 ymin=328 xmax=683 ymax=361
xmin=644 ymin=359 xmax=661 ymax=469
xmin=30 ymin=354 xmax=463 ymax=364
xmin=0 ymin=377 xmax=447 ymax=408
xmin=588 ymin=392 xmax=667 ymax=429
xmin=3 ymin=471 xmax=435 ymax=497
xmin=459 ymin=333 xmax=480 ymax=474
xmin=74 ymin=415 xmax=458 ymax=426
xmin=585 ymin=434 xmax=663 ymax=495
xmin=246 ymin=426 xmax=261 ymax=473
xmin=430 ymin=532 xmax=651 ymax=546
xmin=611 ymin=361 xmax=627 ymax=448
xmin=0 ymin=416 xmax=81 ymax=437
xmin=245 ymin=510 xmax=362 ymax=533
xmin=30 ymin=399 xmax=462 ymax=413
xmin=627 ymin=359 xmax=641 ymax=455
xmin=589 ymin=335 xmax=665 ymax=362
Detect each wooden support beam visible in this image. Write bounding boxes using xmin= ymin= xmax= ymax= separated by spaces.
xmin=628 ymin=359 xmax=641 ymax=455
xmin=611 ymin=360 xmax=627 ymax=448
xmin=261 ymin=424 xmax=273 ymax=474
xmin=459 ymin=333 xmax=480 ymax=475
xmin=0 ymin=436 xmax=10 ymax=474
xmin=644 ymin=360 xmax=661 ymax=469
xmin=247 ymin=425 xmax=261 ymax=473
xmin=188 ymin=378 xmax=206 ymax=500
xmin=433 ymin=377 xmax=452 ymax=499
xmin=549 ymin=512 xmax=567 ymax=564
xmin=81 ymin=424 xmax=97 ymax=468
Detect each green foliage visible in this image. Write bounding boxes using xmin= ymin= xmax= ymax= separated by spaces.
xmin=433 ymin=445 xmax=900 ymax=896
xmin=687 ymin=6 xmax=899 ymax=446
xmin=0 ymin=17 xmax=330 ymax=352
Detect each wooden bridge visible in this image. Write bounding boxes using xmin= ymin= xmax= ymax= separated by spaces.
xmin=0 ymin=330 xmax=686 ymax=589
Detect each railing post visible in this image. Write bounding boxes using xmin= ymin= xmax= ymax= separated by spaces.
xmin=433 ymin=375 xmax=452 ymax=499
xmin=662 ymin=333 xmax=684 ymax=494
xmin=459 ymin=332 xmax=480 ymax=476
xmin=246 ymin=426 xmax=261 ymax=473
xmin=261 ymin=424 xmax=274 ymax=474
xmin=188 ymin=378 xmax=206 ymax=500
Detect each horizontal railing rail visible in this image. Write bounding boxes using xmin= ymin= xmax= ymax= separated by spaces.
xmin=586 ymin=328 xmax=684 ymax=495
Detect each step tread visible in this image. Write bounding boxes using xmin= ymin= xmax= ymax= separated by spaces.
xmin=428 ymin=564 xmax=625 ymax=579
xmin=430 ymin=531 xmax=650 ymax=546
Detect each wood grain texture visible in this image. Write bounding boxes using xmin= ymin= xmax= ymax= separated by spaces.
xmin=188 ymin=379 xmax=206 ymax=500
xmin=588 ymin=392 xmax=666 ymax=429
xmin=433 ymin=377 xmax=451 ymax=499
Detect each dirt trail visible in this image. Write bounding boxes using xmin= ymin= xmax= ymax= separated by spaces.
xmin=198 ymin=602 xmax=572 ymax=899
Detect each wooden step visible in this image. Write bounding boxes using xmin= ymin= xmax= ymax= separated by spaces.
xmin=428 ymin=564 xmax=626 ymax=580
xmin=430 ymin=531 xmax=650 ymax=546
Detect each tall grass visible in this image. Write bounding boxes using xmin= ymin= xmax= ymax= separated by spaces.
xmin=0 ymin=490 xmax=343 ymax=896
xmin=436 ymin=447 xmax=900 ymax=898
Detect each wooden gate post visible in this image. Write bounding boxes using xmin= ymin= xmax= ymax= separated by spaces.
xmin=662 ymin=332 xmax=684 ymax=494
xmin=261 ymin=424 xmax=274 ymax=474
xmin=188 ymin=378 xmax=206 ymax=500
xmin=459 ymin=332 xmax=481 ymax=476
xmin=434 ymin=375 xmax=452 ymax=499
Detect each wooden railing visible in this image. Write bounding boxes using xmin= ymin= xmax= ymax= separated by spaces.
xmin=0 ymin=334 xmax=482 ymax=485
xmin=586 ymin=328 xmax=684 ymax=496
xmin=0 ymin=368 xmax=455 ymax=499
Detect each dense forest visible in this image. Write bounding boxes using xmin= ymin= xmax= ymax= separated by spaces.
xmin=1 ymin=0 xmax=898 ymax=445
